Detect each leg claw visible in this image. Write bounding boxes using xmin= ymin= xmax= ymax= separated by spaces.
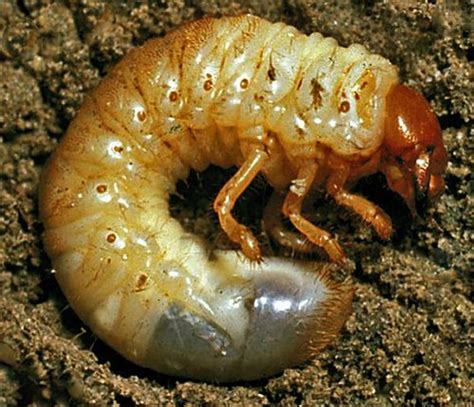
xmin=238 ymin=227 xmax=263 ymax=263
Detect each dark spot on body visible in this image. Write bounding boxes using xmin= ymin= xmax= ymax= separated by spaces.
xmin=267 ymin=66 xmax=276 ymax=81
xmin=135 ymin=273 xmax=149 ymax=292
xmin=106 ymin=233 xmax=117 ymax=243
xmin=137 ymin=110 xmax=147 ymax=122
xmin=96 ymin=184 xmax=107 ymax=193
xmin=169 ymin=123 xmax=182 ymax=133
xmin=296 ymin=126 xmax=305 ymax=138
xmin=169 ymin=91 xmax=178 ymax=102
xmin=204 ymin=79 xmax=213 ymax=91
xmin=311 ymin=78 xmax=324 ymax=109
xmin=339 ymin=100 xmax=350 ymax=113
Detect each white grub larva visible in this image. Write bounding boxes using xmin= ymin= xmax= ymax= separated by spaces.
xmin=39 ymin=15 xmax=447 ymax=382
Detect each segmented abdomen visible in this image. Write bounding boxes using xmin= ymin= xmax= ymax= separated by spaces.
xmin=81 ymin=14 xmax=397 ymax=179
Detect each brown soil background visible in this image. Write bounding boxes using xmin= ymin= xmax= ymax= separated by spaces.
xmin=0 ymin=1 xmax=472 ymax=405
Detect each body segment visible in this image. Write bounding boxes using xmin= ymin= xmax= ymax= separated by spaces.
xmin=39 ymin=15 xmax=446 ymax=381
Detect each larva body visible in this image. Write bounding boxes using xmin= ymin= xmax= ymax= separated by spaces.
xmin=39 ymin=15 xmax=447 ymax=382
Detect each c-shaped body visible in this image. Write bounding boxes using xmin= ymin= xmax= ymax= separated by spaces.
xmin=39 ymin=15 xmax=446 ymax=381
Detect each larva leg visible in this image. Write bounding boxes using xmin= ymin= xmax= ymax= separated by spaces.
xmin=214 ymin=148 xmax=269 ymax=262
xmin=263 ymin=190 xmax=315 ymax=254
xmin=326 ymin=157 xmax=392 ymax=239
xmin=282 ymin=162 xmax=345 ymax=263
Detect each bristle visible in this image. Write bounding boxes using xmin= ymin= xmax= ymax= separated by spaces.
xmin=298 ymin=264 xmax=354 ymax=357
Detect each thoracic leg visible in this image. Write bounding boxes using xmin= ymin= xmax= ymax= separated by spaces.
xmin=326 ymin=156 xmax=392 ymax=239
xmin=282 ymin=162 xmax=345 ymax=263
xmin=214 ymin=147 xmax=269 ymax=262
xmin=263 ymin=190 xmax=316 ymax=254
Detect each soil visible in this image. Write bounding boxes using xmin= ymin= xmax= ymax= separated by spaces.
xmin=0 ymin=1 xmax=472 ymax=406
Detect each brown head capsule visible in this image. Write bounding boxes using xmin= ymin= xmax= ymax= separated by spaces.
xmin=382 ymin=84 xmax=448 ymax=215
